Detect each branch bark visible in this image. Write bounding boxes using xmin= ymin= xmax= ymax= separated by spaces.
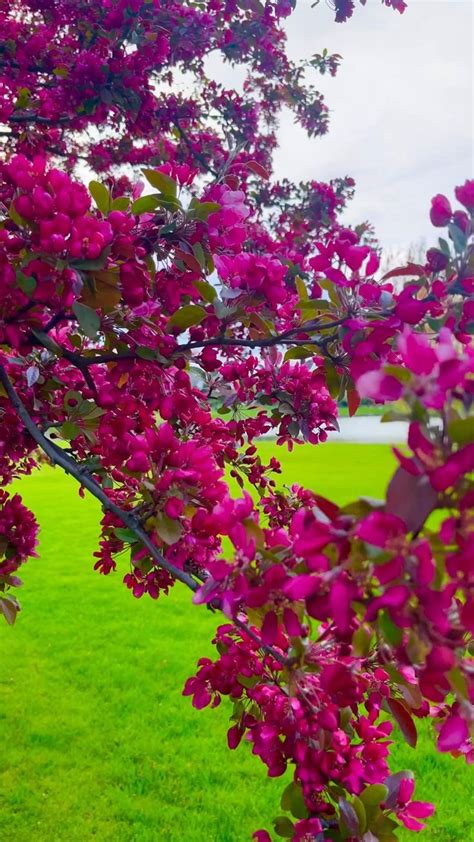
xmin=0 ymin=363 xmax=199 ymax=591
xmin=39 ymin=317 xmax=347 ymax=369
xmin=0 ymin=363 xmax=291 ymax=667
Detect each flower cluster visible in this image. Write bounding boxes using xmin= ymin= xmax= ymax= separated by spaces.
xmin=3 ymin=2 xmax=474 ymax=840
xmin=0 ymin=490 xmax=38 ymax=624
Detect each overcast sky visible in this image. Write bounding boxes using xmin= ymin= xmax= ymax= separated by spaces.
xmin=207 ymin=0 xmax=473 ymax=254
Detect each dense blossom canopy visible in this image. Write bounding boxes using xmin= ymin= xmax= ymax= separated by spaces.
xmin=0 ymin=1 xmax=473 ymax=840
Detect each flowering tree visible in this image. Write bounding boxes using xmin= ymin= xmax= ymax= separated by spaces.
xmin=1 ymin=0 xmax=473 ymax=839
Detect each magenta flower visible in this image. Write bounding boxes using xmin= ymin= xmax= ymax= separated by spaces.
xmin=430 ymin=194 xmax=452 ymax=227
xmin=437 ymin=714 xmax=469 ymax=753
xmin=455 ymin=179 xmax=474 ymax=212
xmin=357 ymin=369 xmax=404 ymax=402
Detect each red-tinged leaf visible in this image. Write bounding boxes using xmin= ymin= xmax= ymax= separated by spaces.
xmin=381 ymin=262 xmax=426 ymax=281
xmin=386 ymin=467 xmax=438 ymax=533
xmin=387 ymin=698 xmax=417 ymax=748
xmin=339 ymin=798 xmax=360 ymax=834
xmin=384 ymin=771 xmax=414 ymax=809
xmin=261 ymin=610 xmax=278 ymax=645
xmin=312 ymin=494 xmax=340 ymax=521
xmin=227 ymin=724 xmax=244 ymax=749
xmin=0 ymin=596 xmax=19 ymax=625
xmin=175 ymin=249 xmax=202 ymax=274
xmin=224 ymin=175 xmax=240 ymax=190
xmin=347 ymin=387 xmax=361 ymax=417
xmin=283 ymin=607 xmax=302 ymax=637
xmin=246 ymin=160 xmax=270 ymax=180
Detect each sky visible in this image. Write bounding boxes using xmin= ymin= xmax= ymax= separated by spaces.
xmin=207 ymin=0 xmax=473 ymax=254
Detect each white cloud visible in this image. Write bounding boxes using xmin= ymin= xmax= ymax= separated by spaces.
xmin=275 ymin=0 xmax=473 ymax=250
xmin=207 ymin=0 xmax=473 ymax=251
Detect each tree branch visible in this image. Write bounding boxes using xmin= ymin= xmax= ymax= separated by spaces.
xmin=173 ymin=119 xmax=218 ymax=177
xmin=0 ymin=363 xmax=199 ymax=591
xmin=8 ymin=113 xmax=70 ymax=125
xmin=0 ymin=363 xmax=291 ymax=667
xmin=41 ymin=317 xmax=347 ymax=369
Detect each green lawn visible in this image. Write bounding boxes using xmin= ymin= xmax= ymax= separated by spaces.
xmin=1 ymin=444 xmax=473 ymax=841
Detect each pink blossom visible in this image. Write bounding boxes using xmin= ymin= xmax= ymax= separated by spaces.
xmin=430 ymin=194 xmax=452 ymax=227
xmin=455 ymin=179 xmax=474 ymax=212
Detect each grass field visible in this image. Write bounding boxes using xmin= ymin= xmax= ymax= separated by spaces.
xmin=1 ymin=444 xmax=473 ymax=841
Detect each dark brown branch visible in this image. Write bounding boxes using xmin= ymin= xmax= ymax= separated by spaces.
xmin=8 ymin=113 xmax=69 ymax=125
xmin=233 ymin=616 xmax=292 ymax=666
xmin=41 ymin=317 xmax=347 ymax=369
xmin=29 ymin=330 xmax=99 ymax=397
xmin=0 ymin=363 xmax=198 ymax=591
xmin=5 ymin=301 xmax=37 ymax=324
xmin=173 ymin=120 xmax=218 ymax=177
xmin=0 ymin=363 xmax=291 ymax=667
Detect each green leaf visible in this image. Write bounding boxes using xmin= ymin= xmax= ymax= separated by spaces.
xmin=71 ymin=255 xmax=109 ymax=271
xmin=379 ymin=610 xmax=403 ymax=647
xmin=360 ymin=784 xmax=389 ymax=808
xmin=113 ymin=527 xmax=138 ymax=544
xmin=280 ymin=782 xmax=308 ymax=820
xmin=283 ymin=346 xmax=316 ymax=361
xmin=438 ymin=237 xmax=451 ymax=257
xmin=142 ymin=169 xmax=177 ymax=196
xmin=300 ymin=298 xmax=331 ymax=313
xmin=154 ymin=193 xmax=181 ymax=211
xmin=194 ymin=280 xmax=217 ymax=303
xmin=63 ymin=390 xmax=84 ymax=411
xmin=155 ymin=513 xmax=183 ymax=546
xmin=447 ymin=667 xmax=469 ymax=700
xmin=273 ymin=817 xmax=294 ymax=838
xmin=192 ymin=242 xmax=206 ymax=269
xmin=72 ymin=301 xmax=101 ymax=339
xmin=9 ymin=201 xmax=27 ymax=228
xmin=352 ymin=624 xmax=373 ymax=657
xmin=319 ymin=278 xmax=340 ymax=305
xmin=136 ymin=346 xmax=157 ymax=361
xmin=448 ymin=417 xmax=473 ymax=445
xmin=188 ymin=200 xmax=221 ymax=220
xmin=236 ymin=673 xmax=260 ymax=689
xmin=131 ymin=195 xmax=160 ymax=215
xmin=89 ymin=180 xmax=110 ymax=214
xmin=61 ymin=421 xmax=81 ymax=440
xmin=159 ymin=222 xmax=177 ymax=237
xmin=324 ymin=359 xmax=342 ymax=399
xmin=111 ymin=196 xmax=130 ymax=211
xmin=167 ymin=304 xmax=207 ymax=332
xmin=448 ymin=222 xmax=467 ymax=254
xmin=352 ymin=796 xmax=367 ymax=835
xmin=16 ymin=271 xmax=36 ymax=297
xmin=295 ymin=275 xmax=308 ymax=300
xmin=384 ymin=364 xmax=412 ymax=383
